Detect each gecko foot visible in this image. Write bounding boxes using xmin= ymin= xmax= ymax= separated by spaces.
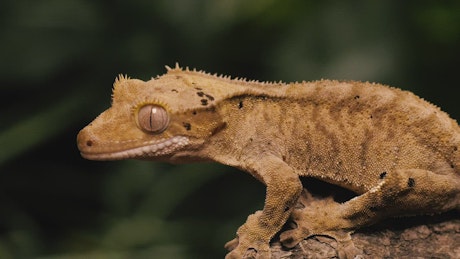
xmin=224 ymin=237 xmax=270 ymax=259
xmin=225 ymin=211 xmax=272 ymax=259
xmin=279 ymin=190 xmax=361 ymax=258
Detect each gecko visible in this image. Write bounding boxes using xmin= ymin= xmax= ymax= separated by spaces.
xmin=77 ymin=64 xmax=460 ymax=258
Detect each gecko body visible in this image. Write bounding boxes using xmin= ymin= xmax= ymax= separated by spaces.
xmin=77 ymin=65 xmax=460 ymax=258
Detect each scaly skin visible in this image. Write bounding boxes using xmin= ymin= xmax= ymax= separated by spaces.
xmin=77 ymin=65 xmax=460 ymax=258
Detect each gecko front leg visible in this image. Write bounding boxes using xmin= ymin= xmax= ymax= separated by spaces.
xmin=225 ymin=155 xmax=302 ymax=259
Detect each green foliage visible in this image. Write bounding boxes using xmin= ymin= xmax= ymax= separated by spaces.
xmin=0 ymin=0 xmax=458 ymax=258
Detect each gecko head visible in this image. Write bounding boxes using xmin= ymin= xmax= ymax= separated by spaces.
xmin=77 ymin=67 xmax=227 ymax=162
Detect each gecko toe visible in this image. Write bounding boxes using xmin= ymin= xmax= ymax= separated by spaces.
xmin=224 ymin=237 xmax=239 ymax=251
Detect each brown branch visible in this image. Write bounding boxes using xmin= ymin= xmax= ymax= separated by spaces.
xmin=268 ymin=212 xmax=460 ymax=258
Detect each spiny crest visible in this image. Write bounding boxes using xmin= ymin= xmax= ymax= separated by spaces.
xmin=113 ymin=74 xmax=130 ymax=89
xmin=164 ymin=63 xmax=288 ymax=87
xmin=165 ymin=62 xmax=207 ymax=75
xmin=164 ymin=62 xmax=181 ymax=71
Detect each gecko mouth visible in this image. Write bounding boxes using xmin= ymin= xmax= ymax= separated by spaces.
xmin=80 ymin=136 xmax=190 ymax=161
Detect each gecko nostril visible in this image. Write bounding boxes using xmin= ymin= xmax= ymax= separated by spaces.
xmin=86 ymin=140 xmax=93 ymax=147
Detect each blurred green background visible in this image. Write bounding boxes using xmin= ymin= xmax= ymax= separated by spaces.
xmin=0 ymin=0 xmax=459 ymax=258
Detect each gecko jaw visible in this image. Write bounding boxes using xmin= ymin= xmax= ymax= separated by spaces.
xmin=80 ymin=136 xmax=190 ymax=161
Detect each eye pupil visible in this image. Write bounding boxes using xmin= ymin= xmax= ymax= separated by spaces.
xmin=138 ymin=105 xmax=169 ymax=134
xmin=149 ymin=108 xmax=154 ymax=130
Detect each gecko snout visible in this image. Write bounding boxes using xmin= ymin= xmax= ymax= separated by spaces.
xmin=76 ymin=128 xmax=97 ymax=154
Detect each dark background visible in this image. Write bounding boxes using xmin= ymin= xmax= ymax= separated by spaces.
xmin=0 ymin=1 xmax=459 ymax=258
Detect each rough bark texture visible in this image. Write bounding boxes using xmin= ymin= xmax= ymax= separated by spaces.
xmin=267 ymin=212 xmax=460 ymax=258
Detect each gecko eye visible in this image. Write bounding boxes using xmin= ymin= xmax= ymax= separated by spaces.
xmin=137 ymin=105 xmax=169 ymax=134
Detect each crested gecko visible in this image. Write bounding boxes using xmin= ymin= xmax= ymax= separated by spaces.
xmin=77 ymin=65 xmax=460 ymax=258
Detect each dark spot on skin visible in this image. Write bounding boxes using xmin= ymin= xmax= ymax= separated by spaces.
xmin=171 ymin=89 xmax=178 ymax=93
xmin=183 ymin=122 xmax=191 ymax=131
xmin=379 ymin=172 xmax=387 ymax=179
xmin=238 ymin=101 xmax=243 ymax=109
xmin=454 ymin=147 xmax=458 ymax=151
xmin=201 ymin=99 xmax=208 ymax=105
xmin=451 ymin=164 xmax=455 ymax=168
xmin=370 ymin=115 xmax=373 ymax=119
xmin=205 ymin=94 xmax=214 ymax=100
xmin=407 ymin=178 xmax=415 ymax=188
xmin=369 ymin=206 xmax=379 ymax=212
xmin=249 ymin=138 xmax=253 ymax=141
xmin=354 ymin=95 xmax=360 ymax=99
xmin=191 ymin=82 xmax=196 ymax=85
xmin=192 ymin=111 xmax=197 ymax=115
xmin=86 ymin=140 xmax=93 ymax=147
xmin=194 ymin=87 xmax=202 ymax=90
xmin=197 ymin=91 xmax=214 ymax=101
xmin=175 ymin=76 xmax=181 ymax=79
xmin=211 ymin=121 xmax=227 ymax=135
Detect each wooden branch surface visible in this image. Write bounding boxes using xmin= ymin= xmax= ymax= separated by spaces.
xmin=267 ymin=212 xmax=460 ymax=258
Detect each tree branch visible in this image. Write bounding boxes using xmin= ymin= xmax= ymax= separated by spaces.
xmin=268 ymin=212 xmax=460 ymax=258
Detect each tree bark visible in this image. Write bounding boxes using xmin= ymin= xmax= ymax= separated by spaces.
xmin=268 ymin=212 xmax=460 ymax=258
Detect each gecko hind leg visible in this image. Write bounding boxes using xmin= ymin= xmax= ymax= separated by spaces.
xmin=279 ymin=188 xmax=361 ymax=258
xmin=280 ymin=169 xmax=460 ymax=258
